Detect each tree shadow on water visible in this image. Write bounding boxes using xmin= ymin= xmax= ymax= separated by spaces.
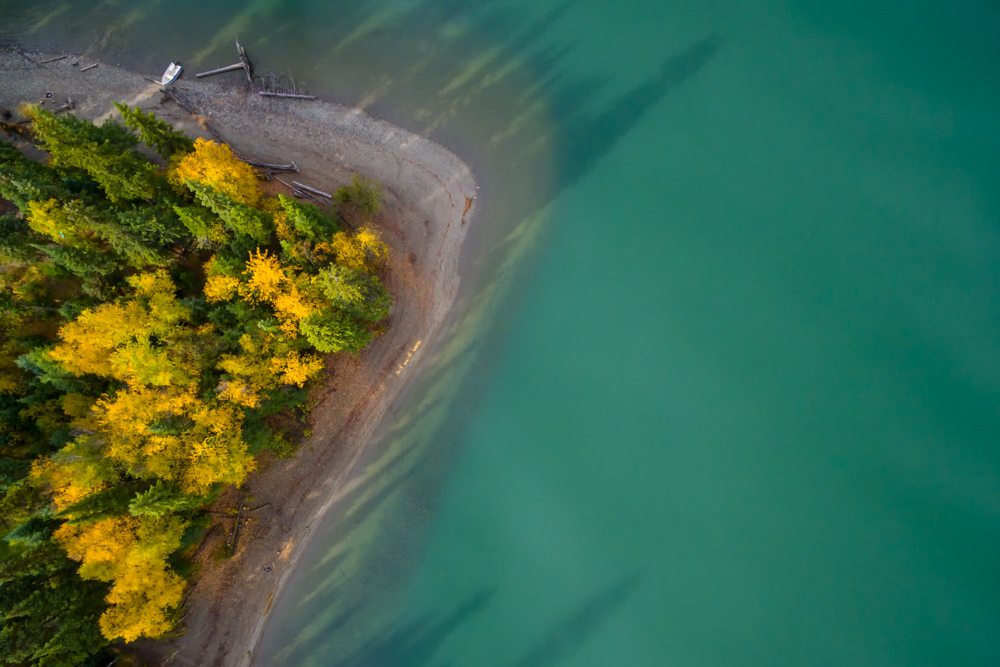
xmin=555 ymin=37 xmax=721 ymax=191
xmin=510 ymin=571 xmax=644 ymax=667
xmin=327 ymin=587 xmax=496 ymax=667
xmin=272 ymin=599 xmax=365 ymax=667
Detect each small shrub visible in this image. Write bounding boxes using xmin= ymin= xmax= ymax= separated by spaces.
xmin=269 ymin=433 xmax=299 ymax=459
xmin=335 ymin=173 xmax=383 ymax=219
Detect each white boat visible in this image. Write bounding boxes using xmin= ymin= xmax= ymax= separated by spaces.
xmin=160 ymin=62 xmax=182 ymax=85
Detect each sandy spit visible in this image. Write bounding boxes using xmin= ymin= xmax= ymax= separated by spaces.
xmin=0 ymin=46 xmax=477 ymax=667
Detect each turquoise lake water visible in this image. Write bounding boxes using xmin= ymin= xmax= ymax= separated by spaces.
xmin=3 ymin=0 xmax=1000 ymax=664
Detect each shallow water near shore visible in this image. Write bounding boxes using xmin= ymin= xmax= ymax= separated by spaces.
xmin=4 ymin=0 xmax=1000 ymax=665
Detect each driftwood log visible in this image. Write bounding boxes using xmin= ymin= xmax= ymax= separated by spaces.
xmin=195 ymin=62 xmax=245 ymax=78
xmin=275 ymin=177 xmax=328 ymax=204
xmin=241 ymin=157 xmax=298 ymax=173
xmin=291 ymin=180 xmax=332 ymax=199
xmin=258 ymin=91 xmax=316 ymax=100
xmin=228 ymin=488 xmax=246 ymax=555
xmin=53 ymin=99 xmax=75 ymax=114
xmin=235 ymin=39 xmax=255 ymax=90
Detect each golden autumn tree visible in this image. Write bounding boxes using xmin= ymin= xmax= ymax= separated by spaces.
xmin=319 ymin=227 xmax=388 ymax=271
xmin=172 ymin=138 xmax=262 ymax=208
xmin=217 ymin=331 xmax=323 ymax=407
xmin=26 ymin=198 xmax=79 ymax=242
xmin=47 ymin=270 xmax=204 ymax=386
xmin=240 ymin=249 xmax=319 ymax=336
xmin=95 ymin=385 xmax=255 ymax=494
xmin=54 ymin=515 xmax=187 ymax=641
xmin=31 ymin=437 xmax=116 ymax=510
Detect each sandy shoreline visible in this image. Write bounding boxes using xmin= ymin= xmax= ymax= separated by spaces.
xmin=1 ymin=45 xmax=477 ymax=666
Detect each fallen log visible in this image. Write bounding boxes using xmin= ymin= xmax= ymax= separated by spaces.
xmin=301 ymin=189 xmax=327 ymax=204
xmin=258 ymin=91 xmax=316 ymax=100
xmin=228 ymin=488 xmax=246 ymax=556
xmin=236 ymin=39 xmax=255 ymax=90
xmin=79 ymin=63 xmax=98 ymax=72
xmin=276 ymin=178 xmax=326 ymax=204
xmin=40 ymin=54 xmax=67 ymax=64
xmin=297 ymin=189 xmax=327 ymax=204
xmin=241 ymin=157 xmax=299 ymax=172
xmin=162 ymin=88 xmax=197 ymax=114
xmin=292 ymin=180 xmax=332 ymax=199
xmin=192 ymin=523 xmax=220 ymax=557
xmin=196 ymin=62 xmax=245 ymax=78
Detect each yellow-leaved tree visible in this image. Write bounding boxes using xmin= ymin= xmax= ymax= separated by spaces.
xmin=319 ymin=227 xmax=388 ymax=271
xmin=54 ymin=515 xmax=187 ymax=641
xmin=241 ymin=249 xmax=318 ymax=336
xmin=47 ymin=270 xmax=208 ymax=387
xmin=95 ymin=385 xmax=254 ymax=494
xmin=30 ymin=437 xmax=115 ymax=509
xmin=26 ymin=198 xmax=79 ymax=242
xmin=172 ymin=138 xmax=262 ymax=208
xmin=217 ymin=332 xmax=323 ymax=407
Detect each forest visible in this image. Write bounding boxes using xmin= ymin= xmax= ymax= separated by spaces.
xmin=0 ymin=103 xmax=391 ymax=665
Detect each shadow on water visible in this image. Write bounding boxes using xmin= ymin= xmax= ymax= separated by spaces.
xmin=509 ymin=572 xmax=644 ymax=667
xmin=291 ymin=450 xmax=421 ymax=603
xmin=555 ymin=37 xmax=721 ymax=190
xmin=280 ymin=572 xmax=640 ymax=667
xmin=273 ymin=599 xmax=366 ymax=667
xmin=328 ymin=588 xmax=496 ymax=667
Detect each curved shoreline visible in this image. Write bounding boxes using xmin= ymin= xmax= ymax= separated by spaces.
xmin=1 ymin=46 xmax=478 ymax=666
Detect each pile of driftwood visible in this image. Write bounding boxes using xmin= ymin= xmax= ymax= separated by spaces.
xmin=275 ymin=177 xmax=332 ymax=204
xmin=195 ymin=39 xmax=255 ymax=89
xmin=242 ymin=157 xmax=298 ymax=179
xmin=194 ymin=40 xmax=315 ymax=100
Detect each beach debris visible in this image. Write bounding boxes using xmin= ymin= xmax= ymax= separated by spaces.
xmin=79 ymin=63 xmax=98 ymax=72
xmin=239 ymin=157 xmax=298 ymax=173
xmin=53 ymin=98 xmax=76 ymax=114
xmin=258 ymin=91 xmax=316 ymax=100
xmin=262 ymin=564 xmax=273 ymax=573
xmin=228 ymin=488 xmax=246 ymax=556
xmin=275 ymin=177 xmax=330 ymax=204
xmin=195 ymin=62 xmax=245 ymax=78
xmin=39 ymin=54 xmax=67 ymax=64
xmin=236 ymin=39 xmax=256 ymax=90
xmin=162 ymin=88 xmax=197 ymax=114
xmin=291 ymin=180 xmax=331 ymax=200
xmin=257 ymin=69 xmax=316 ymax=100
xmin=160 ymin=61 xmax=183 ymax=85
xmin=462 ymin=196 xmax=474 ymax=224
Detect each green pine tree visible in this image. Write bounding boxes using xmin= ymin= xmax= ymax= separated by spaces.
xmin=114 ymin=102 xmax=195 ymax=161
